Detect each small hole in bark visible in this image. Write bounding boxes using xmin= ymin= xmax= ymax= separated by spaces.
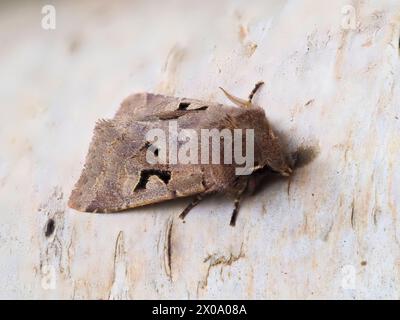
xmin=44 ymin=219 xmax=55 ymax=237
xmin=134 ymin=169 xmax=171 ymax=191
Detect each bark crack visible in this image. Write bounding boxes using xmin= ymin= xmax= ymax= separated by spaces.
xmin=108 ymin=231 xmax=131 ymax=299
xmin=164 ymin=217 xmax=174 ymax=281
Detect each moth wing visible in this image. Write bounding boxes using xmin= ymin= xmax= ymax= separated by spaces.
xmin=68 ymin=117 xmax=208 ymax=213
xmin=114 ymin=92 xmax=222 ymax=121
xmin=114 ymin=93 xmax=176 ymax=120
xmin=69 ymin=93 xmax=262 ymax=213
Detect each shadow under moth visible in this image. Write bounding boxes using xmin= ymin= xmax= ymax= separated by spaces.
xmin=68 ymin=82 xmax=293 ymax=226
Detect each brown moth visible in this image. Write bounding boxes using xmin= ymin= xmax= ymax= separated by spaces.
xmin=68 ymin=82 xmax=292 ymax=226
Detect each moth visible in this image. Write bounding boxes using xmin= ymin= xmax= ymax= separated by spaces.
xmin=68 ymin=82 xmax=292 ymax=226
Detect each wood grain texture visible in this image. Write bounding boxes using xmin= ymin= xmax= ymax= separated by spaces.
xmin=1 ymin=0 xmax=400 ymax=299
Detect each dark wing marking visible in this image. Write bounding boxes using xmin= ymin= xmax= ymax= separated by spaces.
xmin=114 ymin=93 xmax=215 ymax=122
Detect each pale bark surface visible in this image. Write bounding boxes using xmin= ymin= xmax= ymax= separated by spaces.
xmin=1 ymin=0 xmax=400 ymax=299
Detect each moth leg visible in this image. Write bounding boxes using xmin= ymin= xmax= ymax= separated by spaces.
xmin=179 ymin=195 xmax=204 ymax=220
xmin=248 ymin=81 xmax=264 ymax=103
xmin=229 ymin=180 xmax=248 ymax=226
xmin=230 ymin=192 xmax=245 ymax=226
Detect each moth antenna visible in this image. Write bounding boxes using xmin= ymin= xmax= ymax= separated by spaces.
xmin=248 ymin=81 xmax=264 ymax=103
xmin=219 ymin=87 xmax=250 ymax=108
